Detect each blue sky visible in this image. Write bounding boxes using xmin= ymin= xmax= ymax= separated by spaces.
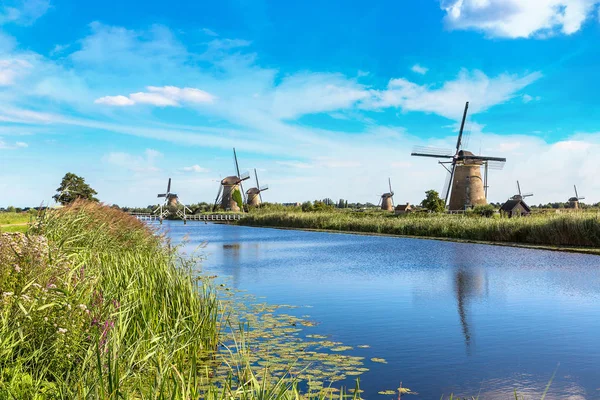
xmin=1 ymin=0 xmax=600 ymax=207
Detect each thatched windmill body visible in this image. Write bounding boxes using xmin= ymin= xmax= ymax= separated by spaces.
xmin=379 ymin=178 xmax=395 ymax=211
xmin=411 ymin=102 xmax=507 ymax=211
xmin=246 ymin=169 xmax=269 ymax=207
xmin=213 ymin=148 xmax=250 ymax=212
xmin=568 ymin=185 xmax=585 ymax=209
xmin=155 ymin=178 xmax=192 ymax=223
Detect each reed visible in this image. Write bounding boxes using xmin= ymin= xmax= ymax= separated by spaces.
xmin=0 ymin=201 xmax=361 ymax=399
xmin=239 ymin=210 xmax=600 ymax=249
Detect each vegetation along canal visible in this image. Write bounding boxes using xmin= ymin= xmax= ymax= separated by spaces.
xmin=161 ymin=220 xmax=600 ymax=399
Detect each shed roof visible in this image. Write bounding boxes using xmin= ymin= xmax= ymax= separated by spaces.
xmin=500 ymin=199 xmax=531 ymax=213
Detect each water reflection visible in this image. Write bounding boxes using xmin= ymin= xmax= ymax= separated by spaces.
xmin=454 ymin=267 xmax=487 ymax=354
xmin=161 ymin=222 xmax=600 ymax=400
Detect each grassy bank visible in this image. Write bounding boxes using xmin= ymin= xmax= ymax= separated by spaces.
xmin=239 ymin=210 xmax=600 ymax=250
xmin=0 ymin=202 xmax=367 ymax=399
xmin=0 ymin=212 xmax=33 ymax=233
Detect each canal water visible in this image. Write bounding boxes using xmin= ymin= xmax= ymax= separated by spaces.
xmin=161 ymin=221 xmax=600 ymax=399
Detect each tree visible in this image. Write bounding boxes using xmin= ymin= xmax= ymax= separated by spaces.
xmin=53 ymin=173 xmax=99 ymax=205
xmin=421 ymin=190 xmax=445 ymax=213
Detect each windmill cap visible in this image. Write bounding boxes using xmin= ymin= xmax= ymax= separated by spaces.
xmin=381 ymin=192 xmax=393 ymax=198
xmin=221 ymin=176 xmax=241 ymax=185
xmin=246 ymin=187 xmax=260 ymax=195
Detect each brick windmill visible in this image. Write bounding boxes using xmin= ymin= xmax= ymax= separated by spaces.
xmin=411 ymin=102 xmax=507 ymax=211
xmin=568 ymin=185 xmax=585 ymax=209
xmin=154 ymin=178 xmax=192 ymax=224
xmin=379 ymin=178 xmax=395 ymax=211
xmin=246 ymin=169 xmax=269 ymax=207
xmin=213 ymin=148 xmax=250 ymax=212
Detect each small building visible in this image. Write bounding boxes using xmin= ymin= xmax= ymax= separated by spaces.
xmin=499 ymin=199 xmax=531 ymax=217
xmin=394 ymin=203 xmax=413 ymax=215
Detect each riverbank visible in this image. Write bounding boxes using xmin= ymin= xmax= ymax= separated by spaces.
xmin=238 ymin=210 xmax=600 ymax=253
xmin=0 ymin=201 xmax=367 ymax=398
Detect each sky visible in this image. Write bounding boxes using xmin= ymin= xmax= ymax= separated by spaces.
xmin=1 ymin=0 xmax=600 ymax=207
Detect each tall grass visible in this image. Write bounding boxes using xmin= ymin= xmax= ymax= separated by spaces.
xmin=0 ymin=201 xmax=359 ymax=399
xmin=239 ymin=210 xmax=600 ymax=249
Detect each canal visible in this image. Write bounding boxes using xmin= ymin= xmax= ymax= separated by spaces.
xmin=162 ymin=221 xmax=600 ymax=399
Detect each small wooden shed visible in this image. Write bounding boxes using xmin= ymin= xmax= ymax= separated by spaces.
xmin=394 ymin=203 xmax=413 ymax=215
xmin=499 ymin=199 xmax=531 ymax=217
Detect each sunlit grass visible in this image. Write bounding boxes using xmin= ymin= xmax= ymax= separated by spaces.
xmin=239 ymin=210 xmax=600 ymax=249
xmin=0 ymin=201 xmax=365 ymax=399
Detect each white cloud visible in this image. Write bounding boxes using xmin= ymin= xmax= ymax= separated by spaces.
xmin=365 ymin=69 xmax=541 ymax=120
xmin=104 ymin=149 xmax=162 ymax=173
xmin=0 ymin=59 xmax=32 ymax=85
xmin=522 ymin=94 xmax=541 ymax=103
xmin=440 ymin=0 xmax=600 ymax=38
xmin=180 ymin=165 xmax=209 ymax=173
xmin=0 ymin=137 xmax=28 ymax=149
xmin=411 ymin=64 xmax=429 ymax=75
xmin=95 ymin=86 xmax=215 ymax=107
xmin=270 ymin=73 xmax=369 ymax=119
xmin=0 ymin=0 xmax=51 ymax=26
xmin=201 ymin=28 xmax=218 ymax=37
xmin=94 ymin=95 xmax=135 ymax=106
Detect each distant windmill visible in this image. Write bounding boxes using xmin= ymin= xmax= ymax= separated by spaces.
xmin=379 ymin=178 xmax=394 ymax=212
xmin=511 ymin=181 xmax=533 ymax=200
xmin=213 ymin=148 xmax=251 ymax=212
xmin=154 ymin=178 xmax=192 ymax=223
xmin=246 ymin=169 xmax=269 ymax=207
xmin=568 ymin=185 xmax=585 ymax=209
xmin=411 ymin=102 xmax=507 ymax=211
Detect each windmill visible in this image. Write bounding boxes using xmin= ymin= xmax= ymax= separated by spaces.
xmin=568 ymin=185 xmax=585 ymax=209
xmin=511 ymin=181 xmax=533 ymax=200
xmin=154 ymin=178 xmax=192 ymax=224
xmin=213 ymin=148 xmax=250 ymax=212
xmin=411 ymin=102 xmax=507 ymax=211
xmin=379 ymin=178 xmax=394 ymax=211
xmin=246 ymin=169 xmax=269 ymax=207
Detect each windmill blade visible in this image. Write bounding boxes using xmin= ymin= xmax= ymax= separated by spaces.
xmin=411 ymin=152 xmax=455 ymax=159
xmin=212 ymin=184 xmax=223 ymax=212
xmin=233 ymin=148 xmax=241 ymax=177
xmin=522 ymin=193 xmax=534 ymax=198
xmin=517 ymin=181 xmax=522 ymax=196
xmin=157 ymin=194 xmax=166 ymax=198
xmin=167 ymin=178 xmax=171 ymax=194
xmin=444 ymin=162 xmax=457 ymax=207
xmin=460 ymin=155 xmax=507 ymax=162
xmin=579 ymin=197 xmax=586 ymax=200
xmin=412 ymin=146 xmax=454 ymax=157
xmin=388 ymin=178 xmax=393 ymax=194
xmin=485 ymin=160 xmax=506 ymax=170
xmin=239 ymin=171 xmax=251 ymax=181
xmin=574 ymin=185 xmax=579 ymax=199
xmin=254 ymin=168 xmax=260 ymax=188
xmin=441 ymin=170 xmax=452 ymax=202
xmin=259 ymin=184 xmax=269 ymax=191
xmin=456 ymin=101 xmax=469 ymax=152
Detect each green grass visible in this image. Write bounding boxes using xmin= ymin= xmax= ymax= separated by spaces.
xmin=0 ymin=212 xmax=33 ymax=233
xmin=0 ymin=201 xmax=365 ymax=399
xmin=239 ymin=209 xmax=600 ymax=250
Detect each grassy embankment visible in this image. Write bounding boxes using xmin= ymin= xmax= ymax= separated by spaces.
xmin=0 ymin=201 xmax=369 ymax=399
xmin=0 ymin=212 xmax=33 ymax=233
xmin=239 ymin=209 xmax=600 ymax=252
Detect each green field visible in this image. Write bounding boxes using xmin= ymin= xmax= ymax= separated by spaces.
xmin=239 ymin=209 xmax=600 ymax=251
xmin=0 ymin=212 xmax=33 ymax=233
